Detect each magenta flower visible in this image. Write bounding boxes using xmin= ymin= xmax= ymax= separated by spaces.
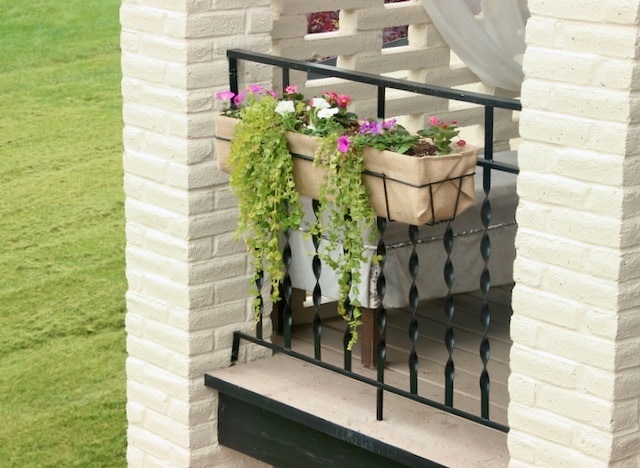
xmin=429 ymin=116 xmax=440 ymax=126
xmin=216 ymin=90 xmax=235 ymax=101
xmin=248 ymin=85 xmax=264 ymax=93
xmin=358 ymin=120 xmax=383 ymax=135
xmin=337 ymin=135 xmax=350 ymax=153
xmin=233 ymin=91 xmax=247 ymax=106
xmin=382 ymin=118 xmax=397 ymax=130
xmin=284 ymin=85 xmax=298 ymax=94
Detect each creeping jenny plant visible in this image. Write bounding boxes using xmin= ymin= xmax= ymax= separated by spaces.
xmin=217 ymin=86 xmax=466 ymax=348
xmin=227 ymin=90 xmax=303 ymax=319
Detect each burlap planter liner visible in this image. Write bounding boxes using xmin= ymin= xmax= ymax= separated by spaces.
xmin=215 ymin=115 xmax=477 ymax=226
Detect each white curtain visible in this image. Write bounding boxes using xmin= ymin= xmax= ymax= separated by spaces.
xmin=421 ymin=0 xmax=529 ymax=92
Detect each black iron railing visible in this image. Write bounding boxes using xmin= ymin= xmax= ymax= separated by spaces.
xmin=223 ymin=49 xmax=521 ymax=433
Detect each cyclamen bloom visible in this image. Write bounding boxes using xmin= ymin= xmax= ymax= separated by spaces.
xmin=337 ymin=135 xmax=350 ymax=153
xmin=285 ymin=85 xmax=298 ymax=94
xmin=429 ymin=116 xmax=440 ymax=126
xmin=322 ymin=91 xmax=351 ymax=109
xmin=337 ymin=95 xmax=351 ymax=108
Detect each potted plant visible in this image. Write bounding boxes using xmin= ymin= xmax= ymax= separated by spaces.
xmin=214 ymin=86 xmax=477 ymax=347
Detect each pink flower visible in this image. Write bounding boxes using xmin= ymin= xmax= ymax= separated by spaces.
xmin=233 ymin=91 xmax=247 ymax=106
xmin=455 ymin=139 xmax=466 ymax=147
xmin=337 ymin=94 xmax=351 ymax=108
xmin=284 ymin=85 xmax=298 ymax=94
xmin=249 ymin=85 xmax=264 ymax=93
xmin=323 ymin=91 xmax=339 ymax=105
xmin=429 ymin=116 xmax=440 ymax=126
xmin=337 ymin=135 xmax=350 ymax=153
xmin=216 ymin=90 xmax=235 ymax=101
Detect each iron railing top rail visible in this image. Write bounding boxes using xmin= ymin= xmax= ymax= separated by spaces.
xmin=227 ymin=49 xmax=522 ymax=112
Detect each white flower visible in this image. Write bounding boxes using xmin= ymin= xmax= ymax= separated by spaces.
xmin=275 ymin=100 xmax=295 ymax=116
xmin=310 ymin=97 xmax=330 ymax=110
xmin=317 ymin=107 xmax=339 ymax=119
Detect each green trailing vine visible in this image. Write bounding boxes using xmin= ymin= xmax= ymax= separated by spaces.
xmin=228 ymin=94 xmax=303 ymax=319
xmin=310 ymin=134 xmax=377 ymax=350
xmin=217 ymin=85 xmax=466 ymax=348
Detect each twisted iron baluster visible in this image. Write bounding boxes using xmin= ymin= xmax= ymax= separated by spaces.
xmin=255 ymin=269 xmax=264 ymax=340
xmin=312 ymin=199 xmax=323 ymax=360
xmin=341 ymin=214 xmax=353 ymax=372
xmin=443 ymin=221 xmax=455 ymax=408
xmin=480 ymin=106 xmax=494 ymax=419
xmin=479 ymin=175 xmax=493 ymax=419
xmin=343 ymin=297 xmax=353 ymax=372
xmin=282 ymin=226 xmax=293 ymax=350
xmin=376 ymin=216 xmax=387 ymax=421
xmin=408 ymin=224 xmax=420 ymax=394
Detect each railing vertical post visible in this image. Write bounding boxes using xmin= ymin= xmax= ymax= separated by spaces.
xmin=484 ymin=106 xmax=494 ymax=161
xmin=282 ymin=68 xmax=290 ymax=90
xmin=282 ymin=226 xmax=293 ymax=350
xmin=377 ymin=86 xmax=386 ymax=119
xmin=228 ymin=54 xmax=239 ymax=105
xmin=408 ymin=224 xmax=420 ymax=394
xmin=312 ymin=199 xmax=323 ymax=360
xmin=443 ymin=221 xmax=456 ymax=408
xmin=375 ymin=216 xmax=387 ymax=421
xmin=343 ymin=303 xmax=352 ymax=372
xmin=231 ymin=331 xmax=241 ymax=363
xmin=479 ymin=106 xmax=495 ymax=418
xmin=255 ymin=270 xmax=264 ymax=340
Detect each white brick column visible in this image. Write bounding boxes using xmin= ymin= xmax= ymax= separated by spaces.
xmin=121 ymin=1 xmax=271 ymax=466
xmin=509 ymin=1 xmax=640 ymax=466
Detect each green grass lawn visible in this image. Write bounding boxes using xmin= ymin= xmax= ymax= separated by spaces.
xmin=0 ymin=0 xmax=127 ymax=465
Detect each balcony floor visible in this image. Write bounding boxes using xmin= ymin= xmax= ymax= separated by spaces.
xmin=207 ymin=285 xmax=512 ymax=467
xmin=274 ymin=284 xmax=513 ymax=428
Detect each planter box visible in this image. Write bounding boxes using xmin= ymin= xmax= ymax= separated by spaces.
xmin=215 ymin=115 xmax=477 ymax=226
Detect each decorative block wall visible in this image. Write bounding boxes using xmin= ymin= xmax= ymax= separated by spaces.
xmin=509 ymin=1 xmax=640 ymax=465
xmin=270 ymin=0 xmax=518 ymax=150
xmin=121 ymin=1 xmax=272 ymax=465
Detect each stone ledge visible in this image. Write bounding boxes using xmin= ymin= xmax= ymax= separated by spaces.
xmin=205 ymin=353 xmax=508 ymax=467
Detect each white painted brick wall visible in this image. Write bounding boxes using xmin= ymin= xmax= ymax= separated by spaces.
xmin=122 ymin=0 xmax=272 ymax=466
xmin=122 ymin=0 xmax=640 ymax=465
xmin=509 ymin=0 xmax=640 ymax=465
